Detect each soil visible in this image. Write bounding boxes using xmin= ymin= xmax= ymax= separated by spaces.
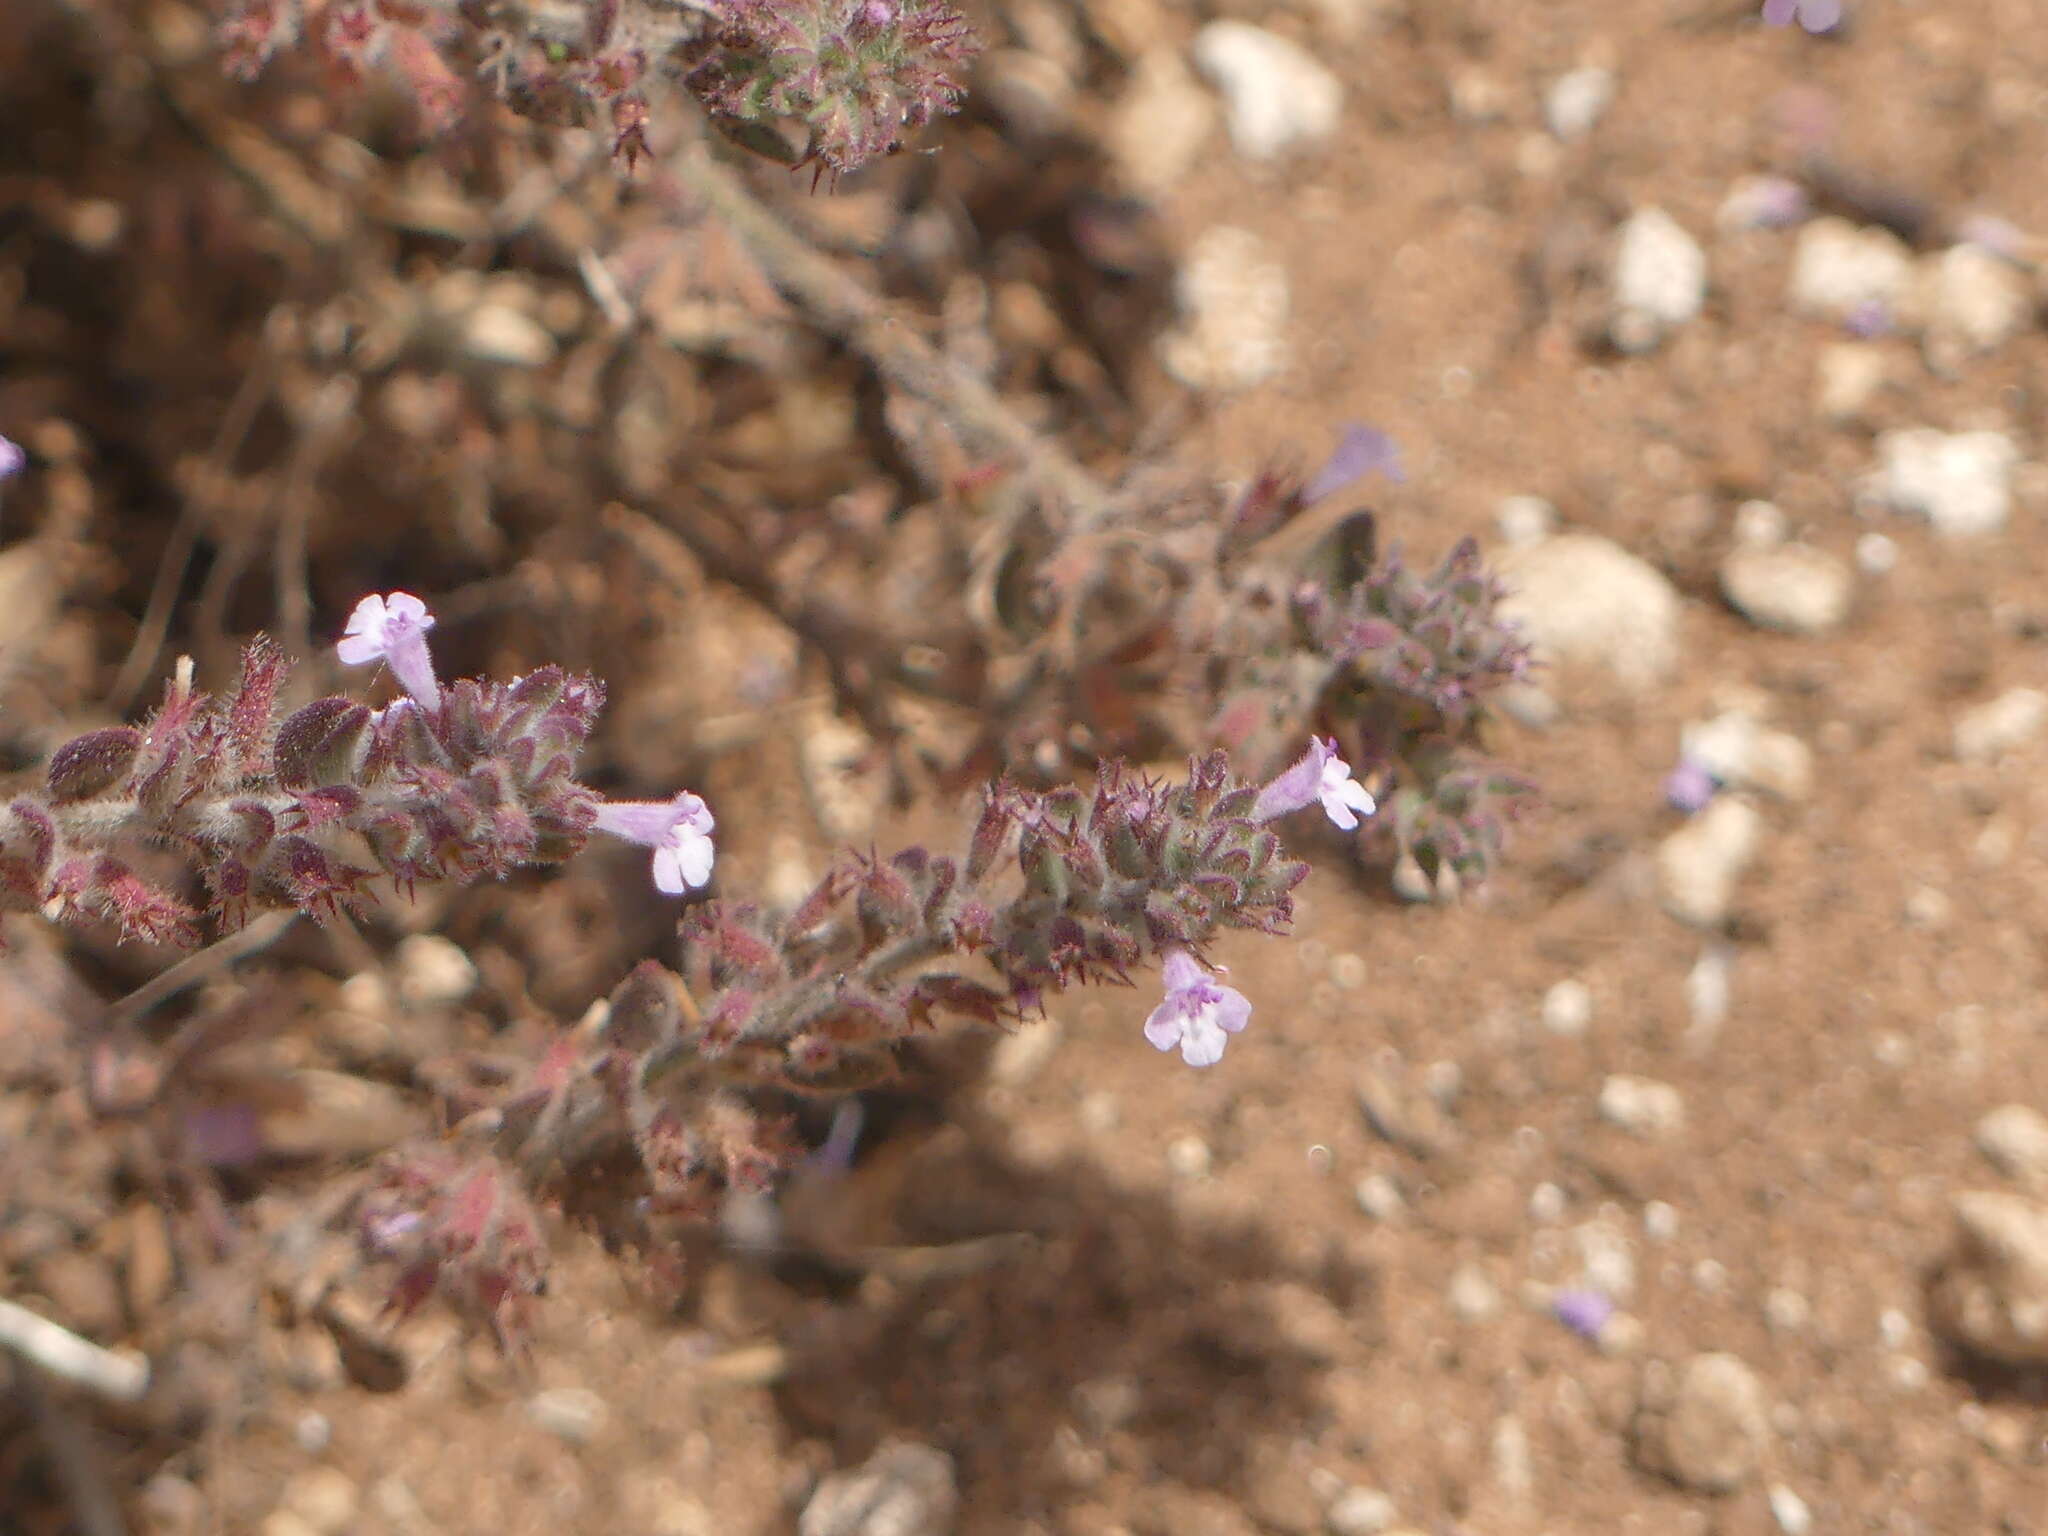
xmin=3 ymin=0 xmax=2047 ymax=1533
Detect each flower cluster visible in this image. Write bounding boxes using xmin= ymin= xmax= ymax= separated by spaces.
xmin=689 ymin=0 xmax=978 ymax=176
xmin=353 ymin=739 xmax=1366 ymax=1320
xmin=6 ymin=592 xmax=713 ymax=947
xmin=213 ymin=0 xmax=979 ymax=173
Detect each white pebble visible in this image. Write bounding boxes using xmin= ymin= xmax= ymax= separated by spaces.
xmin=1157 ymin=226 xmax=1291 ymax=392
xmin=1599 ymin=1075 xmax=1686 ymax=1138
xmin=1764 ymin=1287 xmax=1812 ymax=1333
xmin=1448 ymin=1262 xmax=1502 ymax=1321
xmin=1544 ymin=66 xmax=1613 ymax=141
xmin=1876 ymin=427 xmax=2019 ymax=538
xmin=1495 ymin=495 xmax=1557 ymax=548
xmin=1976 ymin=1103 xmax=2048 ymax=1186
xmin=1167 ymin=1135 xmax=1212 ymax=1179
xmin=1192 ymin=22 xmax=1343 ymax=161
xmin=1529 ymin=1181 xmax=1568 ymax=1223
xmin=1610 ymin=207 xmax=1707 ymax=353
xmin=1768 ymin=1483 xmax=1814 ymax=1536
xmin=1953 ymin=687 xmax=2048 ymax=762
xmin=1325 ymin=1486 xmax=1398 ymax=1536
xmin=1789 ymin=217 xmax=1916 ymax=323
xmin=1644 ymin=1201 xmax=1680 ymax=1242
xmin=1354 ymin=1172 xmax=1407 ymax=1222
xmin=1541 ymin=978 xmax=1594 ymax=1037
xmin=527 ymin=1387 xmax=607 ymax=1445
xmin=1855 ymin=531 xmax=1898 ymax=575
xmin=393 ymin=934 xmax=478 ymax=1008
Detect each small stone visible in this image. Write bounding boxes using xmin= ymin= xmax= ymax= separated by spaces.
xmin=988 ymin=1016 xmax=1063 ymax=1086
xmin=1657 ymin=796 xmax=1760 ymax=928
xmin=1876 ymin=428 xmax=2020 ymax=538
xmin=1685 ymin=943 xmax=1734 ymax=1039
xmin=393 ymin=933 xmax=477 ymax=1008
xmin=293 ymin=1411 xmax=332 ymax=1455
xmin=1927 ymin=1192 xmax=2048 ymax=1366
xmin=1494 ymin=494 xmax=1557 ymax=548
xmin=799 ymin=1441 xmax=959 ymax=1536
xmin=1720 ymin=543 xmax=1853 ymax=636
xmin=1681 ymin=712 xmax=1812 ymax=802
xmin=459 ymin=304 xmax=555 ymax=368
xmin=1192 ymin=22 xmax=1343 ymax=161
xmin=1107 ymin=49 xmax=1217 ymax=199
xmin=1324 ymin=1487 xmax=1397 ymax=1536
xmin=1574 ymin=1221 xmax=1637 ymax=1300
xmin=528 ymin=1387 xmax=607 ymax=1444
xmin=1544 ymin=66 xmax=1613 ymax=140
xmin=1815 ymin=342 xmax=1889 ymax=420
xmin=1529 ymin=1181 xmax=1568 ymax=1223
xmin=279 ymin=1467 xmax=359 ymax=1536
xmin=1167 ymin=1135 xmax=1213 ymax=1180
xmin=1599 ymin=1075 xmax=1685 ymax=1138
xmin=1157 ymin=226 xmax=1290 ymax=392
xmin=1764 ymin=1287 xmax=1811 ymax=1333
xmin=1918 ymin=243 xmax=2032 ymax=368
xmin=1488 ymin=1414 xmax=1534 ymax=1499
xmin=1717 ymin=174 xmax=1810 ymax=233
xmin=1855 ymin=530 xmax=1898 ymax=575
xmin=1789 ymin=217 xmax=1916 ymax=324
xmin=1649 ymin=1353 xmax=1769 ymax=1494
xmin=1541 ymin=978 xmax=1594 ymax=1037
xmin=1903 ymin=884 xmax=1950 ymax=928
xmin=1354 ymin=1173 xmax=1407 ymax=1222
xmin=1447 ymin=1262 xmax=1502 ymax=1321
xmin=1953 ymin=687 xmax=2048 ymax=762
xmin=1768 ymin=1484 xmax=1813 ymax=1536
xmin=1977 ymin=1105 xmax=2048 ymax=1188
xmin=1494 ymin=533 xmax=1682 ymax=696
xmin=1643 ymin=1201 xmax=1679 ymax=1242
xmin=1610 ymin=207 xmax=1707 ymax=353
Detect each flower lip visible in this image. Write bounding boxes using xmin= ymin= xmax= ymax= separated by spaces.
xmin=1253 ymin=736 xmax=1378 ymax=830
xmin=0 ymin=435 xmax=25 ymax=481
xmin=593 ymin=791 xmax=716 ymax=894
xmin=1144 ymin=948 xmax=1253 ymax=1068
xmin=336 ymin=591 xmax=443 ymax=711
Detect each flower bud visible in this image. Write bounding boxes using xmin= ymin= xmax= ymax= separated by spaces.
xmin=46 ymin=727 xmax=143 ymax=802
xmin=274 ymin=697 xmax=373 ymax=787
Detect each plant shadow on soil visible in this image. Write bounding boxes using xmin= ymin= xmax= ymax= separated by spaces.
xmin=756 ymin=1082 xmax=1379 ymax=1520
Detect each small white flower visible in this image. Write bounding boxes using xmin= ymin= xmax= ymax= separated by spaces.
xmin=336 ymin=591 xmax=443 ymax=711
xmin=1143 ymin=949 xmax=1252 ymax=1068
xmin=1253 ymin=736 xmax=1377 ymax=830
xmin=593 ymin=792 xmax=716 ymax=894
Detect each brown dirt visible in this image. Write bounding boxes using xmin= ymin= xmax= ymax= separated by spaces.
xmin=4 ymin=0 xmax=2048 ymax=1533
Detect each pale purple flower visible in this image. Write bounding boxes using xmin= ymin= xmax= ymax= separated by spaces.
xmin=1663 ymin=756 xmax=1719 ymax=815
xmin=1301 ymin=422 xmax=1405 ymax=506
xmin=1143 ymin=949 xmax=1251 ymax=1068
xmin=1552 ymin=1287 xmax=1615 ymax=1341
xmin=593 ymin=792 xmax=716 ymax=894
xmin=0 ymin=435 xmax=24 ymax=480
xmin=1762 ymin=0 xmax=1841 ymax=32
xmin=1253 ymin=736 xmax=1377 ymax=830
xmin=336 ymin=591 xmax=443 ymax=711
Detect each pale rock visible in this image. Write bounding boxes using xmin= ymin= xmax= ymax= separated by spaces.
xmin=393 ymin=933 xmax=478 ymax=1008
xmin=1354 ymin=1172 xmax=1407 ymax=1222
xmin=1540 ymin=978 xmax=1594 ymax=1037
xmin=1953 ymin=687 xmax=2047 ymax=762
xmin=1681 ymin=711 xmax=1813 ymax=802
xmin=800 ymin=1441 xmax=959 ymax=1536
xmin=1657 ymin=795 xmax=1761 ymax=927
xmin=1716 ymin=174 xmax=1809 ymax=233
xmin=1544 ymin=66 xmax=1613 ymax=141
xmin=1719 ymin=542 xmax=1853 ymax=636
xmin=1598 ymin=1075 xmax=1685 ymax=1138
xmin=1789 ymin=217 xmax=1916 ymax=324
xmin=1488 ymin=1413 xmax=1534 ymax=1500
xmin=1107 ymin=49 xmax=1216 ymax=199
xmin=1876 ymin=428 xmax=2019 ymax=537
xmin=1157 ymin=226 xmax=1290 ymax=392
xmin=1495 ymin=494 xmax=1558 ymax=548
xmin=1192 ymin=22 xmax=1343 ymax=161
xmin=1447 ymin=1262 xmax=1503 ymax=1321
xmin=1494 ymin=533 xmax=1682 ymax=695
xmin=527 ymin=1387 xmax=607 ymax=1444
xmin=1917 ymin=243 xmax=2033 ymax=368
xmin=278 ymin=1468 xmax=359 ymax=1536
xmin=980 ymin=49 xmax=1075 ymax=139
xmin=1325 ymin=1487 xmax=1397 ymax=1536
xmin=1855 ymin=530 xmax=1899 ymax=575
xmin=988 ymin=1015 xmax=1063 ymax=1086
xmin=1646 ymin=1353 xmax=1769 ymax=1494
xmin=1975 ymin=1104 xmax=2048 ymax=1188
xmin=1815 ymin=341 xmax=1888 ymax=420
xmin=1927 ymin=1192 xmax=2048 ymax=1366
xmin=1610 ymin=207 xmax=1707 ymax=353
xmin=459 ymin=304 xmax=554 ymax=368
xmin=1768 ymin=1484 xmax=1814 ymax=1536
